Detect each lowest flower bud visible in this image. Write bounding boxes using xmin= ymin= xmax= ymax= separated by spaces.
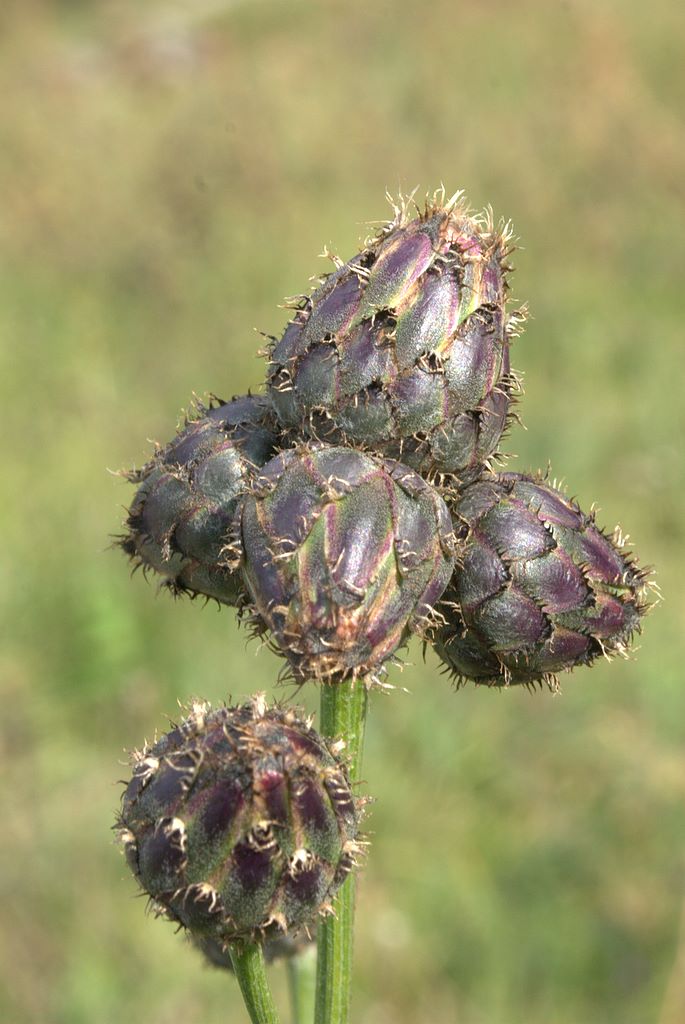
xmin=435 ymin=472 xmax=653 ymax=687
xmin=116 ymin=696 xmax=364 ymax=943
xmin=236 ymin=444 xmax=457 ymax=684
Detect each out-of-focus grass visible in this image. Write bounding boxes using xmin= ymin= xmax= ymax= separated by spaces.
xmin=1 ymin=2 xmax=684 ymax=1022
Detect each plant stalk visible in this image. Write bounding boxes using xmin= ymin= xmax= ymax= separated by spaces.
xmin=286 ymin=945 xmax=317 ymax=1024
xmin=315 ymin=678 xmax=369 ymax=1024
xmin=229 ymin=940 xmax=281 ymax=1024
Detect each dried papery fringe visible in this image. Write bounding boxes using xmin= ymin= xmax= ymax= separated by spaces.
xmin=237 ymin=601 xmax=399 ymax=692
xmin=375 ymin=185 xmax=520 ymax=271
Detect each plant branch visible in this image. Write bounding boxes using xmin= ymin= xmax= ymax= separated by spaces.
xmin=229 ymin=940 xmax=281 ymax=1024
xmin=314 ymin=678 xmax=369 ymax=1024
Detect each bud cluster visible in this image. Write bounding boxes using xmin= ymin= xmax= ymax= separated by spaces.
xmin=118 ymin=188 xmax=651 ymax=690
xmin=114 ymin=189 xmax=655 ymax=976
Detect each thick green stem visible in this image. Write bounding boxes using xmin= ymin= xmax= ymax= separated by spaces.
xmin=315 ymin=678 xmax=369 ymax=1024
xmin=229 ymin=940 xmax=281 ymax=1024
xmin=286 ymin=945 xmax=317 ymax=1024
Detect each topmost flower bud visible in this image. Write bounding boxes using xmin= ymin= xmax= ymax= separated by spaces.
xmin=267 ymin=189 xmax=523 ymax=484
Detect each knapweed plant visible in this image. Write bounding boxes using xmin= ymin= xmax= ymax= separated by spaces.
xmin=114 ymin=190 xmax=654 ymax=1024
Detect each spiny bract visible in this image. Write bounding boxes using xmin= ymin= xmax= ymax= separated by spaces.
xmin=236 ymin=444 xmax=457 ymax=684
xmin=120 ymin=395 xmax=278 ymax=606
xmin=435 ymin=472 xmax=652 ymax=687
xmin=267 ymin=189 xmax=523 ymax=483
xmin=117 ymin=696 xmax=363 ymax=944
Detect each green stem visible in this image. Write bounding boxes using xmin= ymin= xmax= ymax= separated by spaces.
xmin=229 ymin=940 xmax=281 ymax=1024
xmin=315 ymin=678 xmax=369 ymax=1024
xmin=286 ymin=945 xmax=317 ymax=1024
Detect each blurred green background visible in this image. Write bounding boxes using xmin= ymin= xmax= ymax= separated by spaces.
xmin=1 ymin=1 xmax=684 ymax=1022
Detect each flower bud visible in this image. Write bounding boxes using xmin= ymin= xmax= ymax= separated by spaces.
xmin=435 ymin=472 xmax=652 ymax=687
xmin=237 ymin=445 xmax=457 ymax=684
xmin=268 ymin=190 xmax=522 ymax=483
xmin=120 ymin=396 xmax=278 ymax=605
xmin=117 ymin=697 xmax=363 ymax=942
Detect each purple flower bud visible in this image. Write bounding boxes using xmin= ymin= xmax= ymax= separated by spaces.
xmin=119 ymin=395 xmax=279 ymax=605
xmin=237 ymin=445 xmax=457 ymax=684
xmin=268 ymin=192 xmax=523 ymax=483
xmin=435 ymin=473 xmax=653 ymax=687
xmin=116 ymin=697 xmax=364 ymax=943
